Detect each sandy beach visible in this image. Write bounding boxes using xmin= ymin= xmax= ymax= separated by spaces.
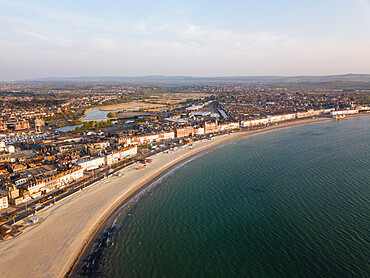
xmin=0 ymin=116 xmax=356 ymax=278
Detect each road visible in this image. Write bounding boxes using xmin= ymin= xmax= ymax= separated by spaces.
xmin=1 ymin=129 xmax=238 ymax=227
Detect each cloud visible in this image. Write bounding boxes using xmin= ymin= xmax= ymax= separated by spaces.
xmin=134 ymin=22 xmax=148 ymax=33
xmin=89 ymin=36 xmax=120 ymax=51
xmin=0 ymin=0 xmax=368 ymax=79
xmin=19 ymin=29 xmax=73 ymax=47
xmin=181 ymin=23 xmax=205 ymax=38
xmin=127 ymin=20 xmax=302 ymax=54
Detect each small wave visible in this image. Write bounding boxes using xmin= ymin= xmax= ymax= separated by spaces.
xmin=111 ymin=215 xmax=118 ymax=228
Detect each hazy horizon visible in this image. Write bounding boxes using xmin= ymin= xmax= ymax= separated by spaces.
xmin=1 ymin=0 xmax=370 ymax=81
xmin=14 ymin=73 xmax=370 ymax=83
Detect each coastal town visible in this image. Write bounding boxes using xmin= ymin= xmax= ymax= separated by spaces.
xmin=1 ymin=0 xmax=369 ymax=276
xmin=0 ymin=82 xmax=369 ymax=238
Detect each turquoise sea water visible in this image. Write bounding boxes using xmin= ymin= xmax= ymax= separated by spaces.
xmin=82 ymin=117 xmax=369 ymax=278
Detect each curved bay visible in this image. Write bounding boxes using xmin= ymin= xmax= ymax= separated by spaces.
xmin=83 ymin=117 xmax=369 ymax=278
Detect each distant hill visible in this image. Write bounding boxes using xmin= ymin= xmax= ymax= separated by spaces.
xmin=23 ymin=74 xmax=370 ymax=84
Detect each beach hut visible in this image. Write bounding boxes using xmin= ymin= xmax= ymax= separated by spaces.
xmin=0 ymin=224 xmax=12 ymax=235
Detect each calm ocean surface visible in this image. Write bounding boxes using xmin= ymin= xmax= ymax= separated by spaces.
xmin=82 ymin=117 xmax=369 ymax=278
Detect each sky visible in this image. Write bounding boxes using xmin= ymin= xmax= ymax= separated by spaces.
xmin=0 ymin=0 xmax=369 ymax=80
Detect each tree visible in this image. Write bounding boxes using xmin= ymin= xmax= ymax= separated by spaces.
xmin=107 ymin=112 xmax=116 ymax=118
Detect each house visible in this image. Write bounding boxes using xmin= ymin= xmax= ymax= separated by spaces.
xmin=175 ymin=126 xmax=194 ymax=138
xmin=0 ymin=195 xmax=8 ymax=210
xmin=106 ymin=146 xmax=137 ymax=165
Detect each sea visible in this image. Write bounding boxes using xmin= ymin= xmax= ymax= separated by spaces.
xmin=74 ymin=116 xmax=369 ymax=278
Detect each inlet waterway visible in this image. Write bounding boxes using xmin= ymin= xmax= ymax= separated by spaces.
xmin=75 ymin=116 xmax=369 ymax=277
xmin=83 ymin=105 xmax=141 ymax=121
xmin=55 ymin=108 xmax=113 ymax=132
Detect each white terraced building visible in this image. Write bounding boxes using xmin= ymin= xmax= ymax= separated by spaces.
xmin=330 ymin=109 xmax=358 ymax=116
xmin=106 ymin=145 xmax=137 ymax=165
xmin=77 ymin=157 xmax=106 ymax=171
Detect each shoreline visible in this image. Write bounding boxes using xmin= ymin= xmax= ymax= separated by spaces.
xmin=69 ymin=114 xmax=370 ymax=276
xmin=65 ymin=116 xmax=336 ymax=277
xmin=65 ymin=146 xmax=217 ymax=277
xmin=0 ymin=115 xmax=367 ymax=278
